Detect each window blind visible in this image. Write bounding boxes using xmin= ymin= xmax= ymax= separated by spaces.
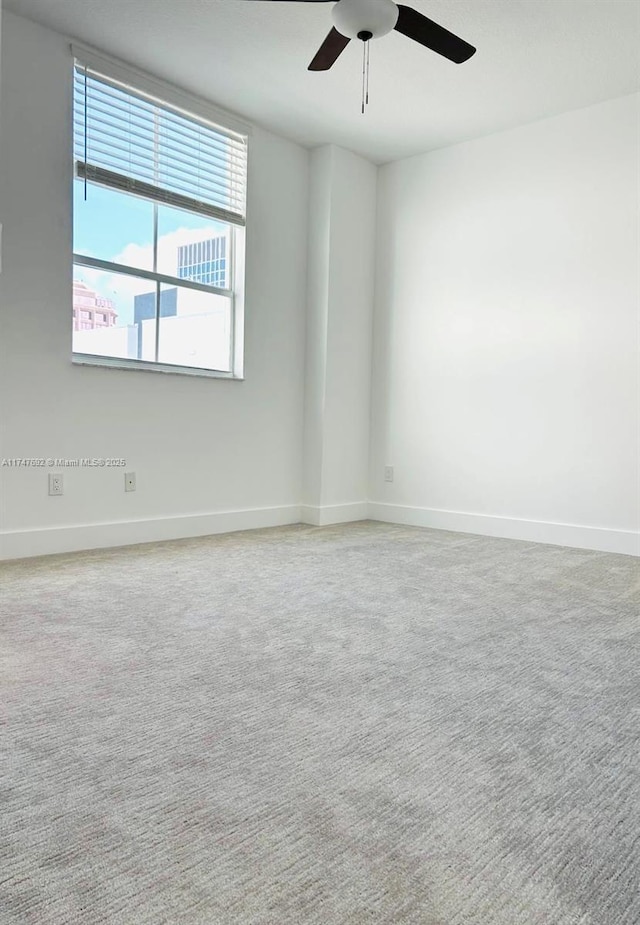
xmin=73 ymin=63 xmax=248 ymax=226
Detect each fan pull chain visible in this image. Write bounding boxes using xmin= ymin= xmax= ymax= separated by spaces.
xmin=361 ymin=38 xmax=371 ymax=114
xmin=357 ymin=31 xmax=373 ymax=114
xmin=366 ymin=39 xmax=370 ymax=107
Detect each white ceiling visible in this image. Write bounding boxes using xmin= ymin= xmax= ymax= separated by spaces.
xmin=6 ymin=0 xmax=640 ymax=163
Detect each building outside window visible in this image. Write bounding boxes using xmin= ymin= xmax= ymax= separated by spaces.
xmin=177 ymin=235 xmax=228 ymax=288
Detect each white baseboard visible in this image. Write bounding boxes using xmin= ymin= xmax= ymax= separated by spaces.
xmin=368 ymin=502 xmax=639 ymax=557
xmin=2 ymin=500 xmax=636 ymax=561
xmin=0 ymin=505 xmax=302 ymax=561
xmin=300 ymin=502 xmax=369 ymax=527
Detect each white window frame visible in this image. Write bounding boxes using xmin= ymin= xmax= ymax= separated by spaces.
xmin=70 ymin=44 xmax=250 ymax=380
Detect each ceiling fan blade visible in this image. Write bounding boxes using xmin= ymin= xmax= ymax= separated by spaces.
xmin=308 ymin=28 xmax=351 ymax=71
xmin=394 ymin=5 xmax=476 ymax=63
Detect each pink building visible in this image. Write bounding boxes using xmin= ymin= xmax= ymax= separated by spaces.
xmin=72 ymin=280 xmax=117 ymax=331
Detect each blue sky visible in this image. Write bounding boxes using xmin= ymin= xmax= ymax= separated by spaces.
xmin=73 ymin=181 xmax=221 ymax=262
xmin=74 ymin=182 xmax=153 ymax=259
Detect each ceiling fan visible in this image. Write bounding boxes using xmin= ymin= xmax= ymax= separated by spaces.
xmin=241 ymin=0 xmax=476 ymax=72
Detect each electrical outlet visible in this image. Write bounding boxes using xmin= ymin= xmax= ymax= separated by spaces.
xmin=48 ymin=473 xmax=63 ymax=496
xmin=384 ymin=466 xmax=394 ymax=483
xmin=124 ymin=472 xmax=136 ymax=492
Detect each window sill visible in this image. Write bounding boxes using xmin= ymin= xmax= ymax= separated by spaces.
xmin=72 ymin=353 xmax=244 ymax=380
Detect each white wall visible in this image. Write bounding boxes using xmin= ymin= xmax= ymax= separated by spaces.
xmin=303 ymin=144 xmax=377 ymax=524
xmin=0 ymin=12 xmax=309 ymax=557
xmin=302 ymin=146 xmax=332 ymax=513
xmin=0 ymin=0 xmax=3 ymax=260
xmin=370 ymin=94 xmax=640 ymax=555
xmin=321 ymin=147 xmax=376 ymax=511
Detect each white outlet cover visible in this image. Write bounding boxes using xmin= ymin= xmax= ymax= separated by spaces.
xmin=48 ymin=473 xmax=63 ymax=495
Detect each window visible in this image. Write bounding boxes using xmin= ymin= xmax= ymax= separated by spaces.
xmin=72 ymin=51 xmax=248 ymax=377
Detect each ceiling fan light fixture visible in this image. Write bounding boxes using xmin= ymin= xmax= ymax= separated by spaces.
xmin=331 ymin=0 xmax=399 ymax=40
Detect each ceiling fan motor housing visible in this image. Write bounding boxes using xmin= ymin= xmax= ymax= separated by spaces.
xmin=332 ymin=0 xmax=399 ymax=40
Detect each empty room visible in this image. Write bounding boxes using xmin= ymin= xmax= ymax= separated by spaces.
xmin=0 ymin=0 xmax=638 ymax=923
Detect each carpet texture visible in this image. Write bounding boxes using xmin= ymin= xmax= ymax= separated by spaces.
xmin=1 ymin=522 xmax=639 ymax=924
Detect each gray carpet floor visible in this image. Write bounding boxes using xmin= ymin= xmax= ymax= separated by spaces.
xmin=1 ymin=521 xmax=639 ymax=925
